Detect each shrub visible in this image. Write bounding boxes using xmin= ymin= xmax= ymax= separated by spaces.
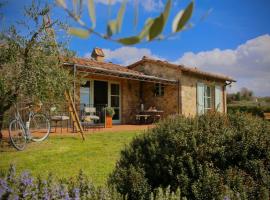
xmin=0 ymin=165 xmax=121 ymax=200
xmin=109 ymin=113 xmax=270 ymax=200
xmin=0 ymin=165 xmax=182 ymax=200
xmin=227 ymin=104 xmax=270 ymax=117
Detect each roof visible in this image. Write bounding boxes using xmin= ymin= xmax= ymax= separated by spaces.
xmin=128 ymin=57 xmax=236 ymax=82
xmin=62 ymin=57 xmax=178 ymax=85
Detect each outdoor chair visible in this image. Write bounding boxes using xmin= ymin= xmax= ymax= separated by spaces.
xmin=50 ymin=106 xmax=70 ymax=133
xmin=81 ymin=107 xmax=100 ymax=130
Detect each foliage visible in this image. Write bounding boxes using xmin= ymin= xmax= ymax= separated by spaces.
xmin=227 ymin=87 xmax=254 ymax=103
xmin=228 ymin=105 xmax=270 ymax=117
xmin=0 ymin=165 xmax=183 ymax=200
xmin=105 ymin=107 xmax=115 ymax=117
xmin=0 ymin=165 xmax=120 ymax=200
xmin=57 ymin=0 xmax=194 ymax=45
xmin=109 ymin=113 xmax=270 ymax=200
xmin=0 ymin=1 xmax=73 ymax=136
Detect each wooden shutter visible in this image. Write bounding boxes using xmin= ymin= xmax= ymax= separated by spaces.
xmin=215 ymin=85 xmax=222 ymax=112
xmin=197 ymin=82 xmax=205 ymax=115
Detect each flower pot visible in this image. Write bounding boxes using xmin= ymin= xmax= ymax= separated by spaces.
xmin=106 ymin=116 xmax=112 ymax=128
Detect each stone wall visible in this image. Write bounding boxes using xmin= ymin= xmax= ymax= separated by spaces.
xmin=130 ymin=62 xmax=182 ymax=117
xmin=121 ymin=79 xmax=141 ymax=124
xmin=181 ymin=75 xmax=197 ymax=116
xmin=141 ymin=82 xmax=179 ymax=117
xmin=74 ymin=65 xmax=227 ymax=124
xmin=181 ymin=74 xmax=226 ymax=116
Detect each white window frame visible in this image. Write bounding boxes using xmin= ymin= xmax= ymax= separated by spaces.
xmin=197 ymin=82 xmax=213 ymax=115
xmin=204 ymin=85 xmax=212 ymax=112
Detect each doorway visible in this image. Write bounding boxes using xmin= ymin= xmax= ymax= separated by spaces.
xmin=94 ymin=80 xmax=108 ymax=106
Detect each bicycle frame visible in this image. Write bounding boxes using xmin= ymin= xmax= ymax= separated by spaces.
xmin=13 ymin=104 xmax=35 ymax=140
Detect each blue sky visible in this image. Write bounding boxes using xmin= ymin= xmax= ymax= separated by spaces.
xmin=2 ymin=0 xmax=270 ymax=96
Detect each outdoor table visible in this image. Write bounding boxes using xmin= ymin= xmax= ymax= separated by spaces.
xmin=139 ymin=110 xmax=164 ymax=123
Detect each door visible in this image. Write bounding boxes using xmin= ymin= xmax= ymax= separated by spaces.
xmin=80 ymin=81 xmax=91 ymax=109
xmin=109 ymin=83 xmax=121 ymax=123
xmin=94 ymin=80 xmax=108 ymax=106
xmin=94 ymin=81 xmax=108 ymax=122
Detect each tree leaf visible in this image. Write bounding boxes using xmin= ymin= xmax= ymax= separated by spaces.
xmin=87 ymin=0 xmax=96 ymax=28
xmin=118 ymin=36 xmax=140 ymax=45
xmin=107 ymin=20 xmax=117 ymax=37
xmin=149 ymin=0 xmax=171 ymax=41
xmin=116 ymin=0 xmax=127 ymax=32
xmin=56 ymin=0 xmax=66 ymax=9
xmin=139 ymin=18 xmax=154 ymax=40
xmin=149 ymin=15 xmax=164 ymax=40
xmin=68 ymin=28 xmax=90 ymax=38
xmin=172 ymin=10 xmax=183 ymax=32
xmin=163 ymin=0 xmax=171 ymax=24
xmin=173 ymin=1 xmax=194 ymax=33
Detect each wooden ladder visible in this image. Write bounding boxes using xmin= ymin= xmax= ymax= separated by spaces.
xmin=64 ymin=91 xmax=85 ymax=140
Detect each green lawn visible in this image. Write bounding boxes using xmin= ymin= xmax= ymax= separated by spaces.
xmin=0 ymin=130 xmax=142 ymax=186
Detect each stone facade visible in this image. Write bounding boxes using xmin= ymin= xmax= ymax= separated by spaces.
xmin=181 ymin=74 xmax=225 ymax=116
xmin=130 ymin=62 xmax=227 ymax=117
xmin=121 ymin=79 xmax=140 ymax=124
xmin=130 ymin=62 xmax=182 ymax=116
xmin=75 ymin=63 xmax=227 ymax=124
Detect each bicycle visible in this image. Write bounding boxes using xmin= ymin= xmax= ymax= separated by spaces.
xmin=9 ymin=103 xmax=51 ymax=151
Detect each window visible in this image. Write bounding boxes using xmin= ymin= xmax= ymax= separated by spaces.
xmin=197 ymin=83 xmax=213 ymax=114
xmin=110 ymin=83 xmax=120 ymax=121
xmin=204 ymin=85 xmax=212 ymax=112
xmin=215 ymin=86 xmax=223 ymax=112
xmin=154 ymin=83 xmax=165 ymax=96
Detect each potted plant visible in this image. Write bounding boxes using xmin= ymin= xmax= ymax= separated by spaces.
xmin=105 ymin=107 xmax=115 ymax=128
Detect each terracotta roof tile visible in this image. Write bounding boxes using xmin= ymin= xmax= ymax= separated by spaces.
xmin=127 ymin=57 xmax=236 ymax=82
xmin=62 ymin=57 xmax=144 ymax=76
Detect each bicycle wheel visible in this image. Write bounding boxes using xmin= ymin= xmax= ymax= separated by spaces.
xmin=30 ymin=113 xmax=50 ymax=142
xmin=9 ymin=119 xmax=27 ymax=151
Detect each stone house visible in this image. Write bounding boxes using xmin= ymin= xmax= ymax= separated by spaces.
xmin=63 ymin=48 xmax=235 ymax=124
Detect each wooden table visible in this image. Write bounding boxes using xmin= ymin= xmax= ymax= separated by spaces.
xmin=136 ymin=110 xmax=164 ymax=124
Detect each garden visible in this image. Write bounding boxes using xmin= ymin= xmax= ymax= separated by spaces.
xmin=0 ymin=113 xmax=269 ymax=200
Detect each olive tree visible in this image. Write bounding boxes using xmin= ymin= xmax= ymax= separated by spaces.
xmin=0 ymin=2 xmax=73 ymax=139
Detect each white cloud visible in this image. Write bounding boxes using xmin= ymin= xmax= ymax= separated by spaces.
xmin=94 ymin=0 xmax=163 ymax=12
xmin=140 ymin=0 xmax=163 ymax=12
xmin=84 ymin=35 xmax=270 ymax=96
xmin=176 ymin=35 xmax=270 ymax=96
xmin=102 ymin=46 xmax=163 ymax=65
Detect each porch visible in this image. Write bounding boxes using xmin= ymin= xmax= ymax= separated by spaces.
xmin=66 ymin=60 xmax=180 ymax=124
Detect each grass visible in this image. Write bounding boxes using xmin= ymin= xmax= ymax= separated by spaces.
xmin=0 ymin=130 xmax=142 ymax=186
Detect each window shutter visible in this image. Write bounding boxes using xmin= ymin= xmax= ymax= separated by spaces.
xmin=215 ymin=85 xmax=222 ymax=112
xmin=197 ymin=82 xmax=204 ymax=115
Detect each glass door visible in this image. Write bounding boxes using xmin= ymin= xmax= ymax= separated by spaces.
xmin=109 ymin=83 xmax=121 ymax=123
xmin=80 ymin=81 xmax=91 ymax=109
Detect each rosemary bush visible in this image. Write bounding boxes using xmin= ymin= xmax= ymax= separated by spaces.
xmin=109 ymin=113 xmax=270 ymax=200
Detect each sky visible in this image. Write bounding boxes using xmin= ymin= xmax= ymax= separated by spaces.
xmin=1 ymin=0 xmax=270 ymax=96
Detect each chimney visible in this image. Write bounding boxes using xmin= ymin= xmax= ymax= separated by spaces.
xmin=91 ymin=47 xmax=105 ymax=62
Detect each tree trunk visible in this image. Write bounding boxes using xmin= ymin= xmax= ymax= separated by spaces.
xmin=0 ymin=102 xmax=14 ymax=141
xmin=0 ymin=111 xmax=4 ymax=140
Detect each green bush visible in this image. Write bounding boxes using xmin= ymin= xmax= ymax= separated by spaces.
xmin=109 ymin=113 xmax=270 ymax=200
xmin=227 ymin=105 xmax=270 ymax=117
